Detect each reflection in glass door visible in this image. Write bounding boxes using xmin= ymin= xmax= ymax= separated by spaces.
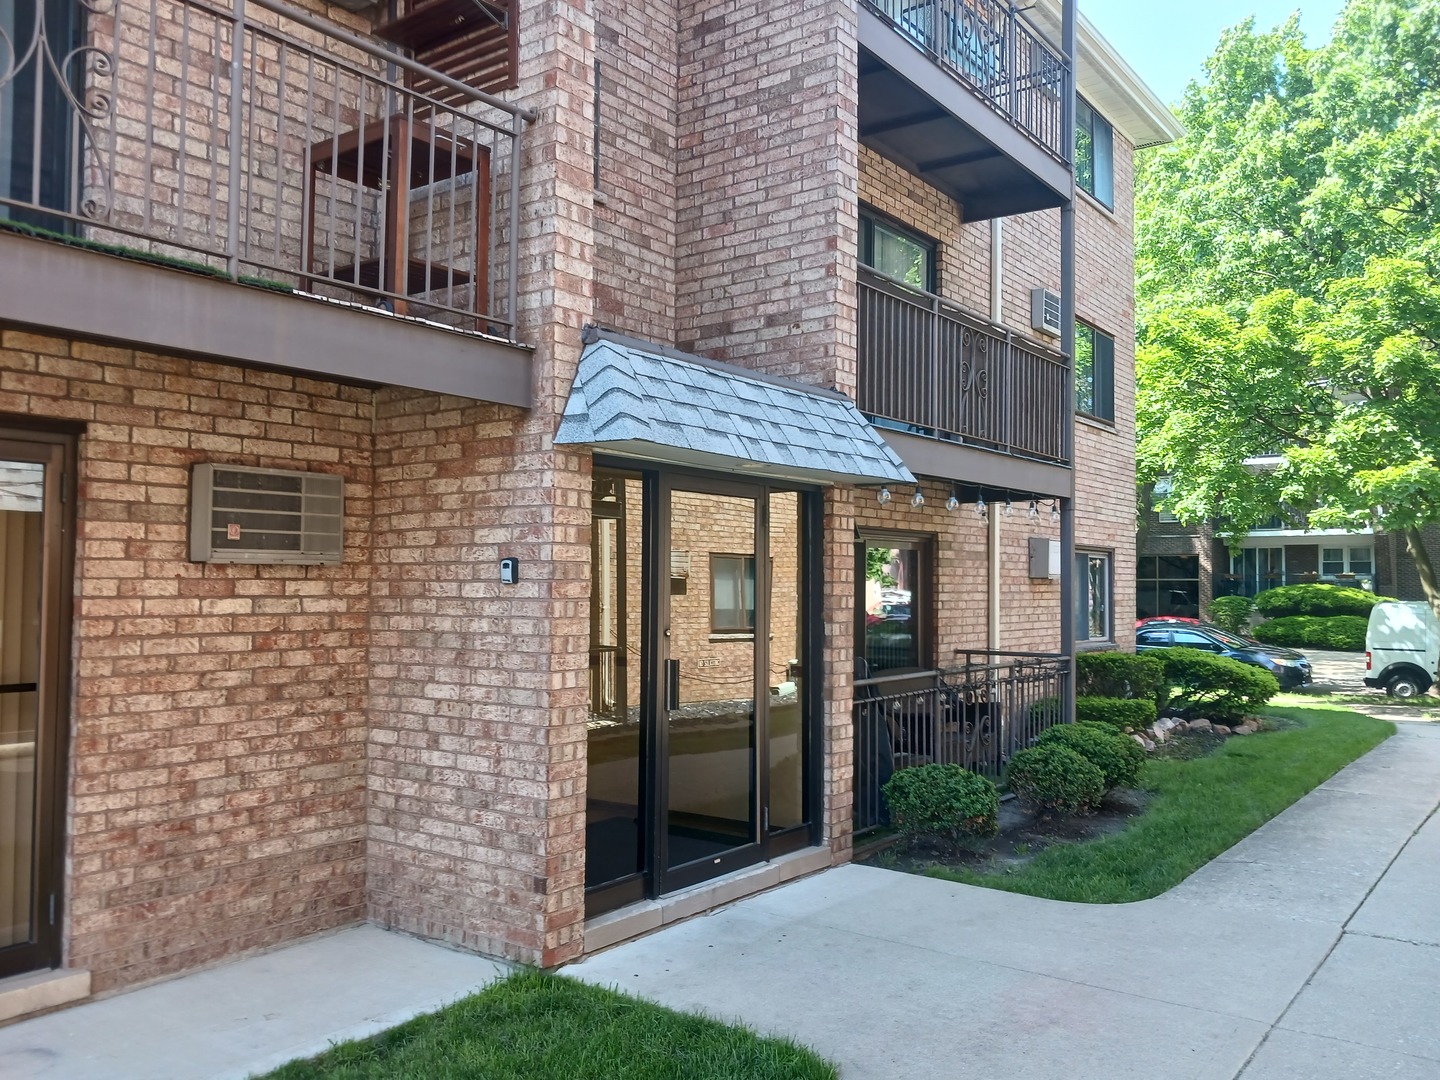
xmin=0 ymin=438 xmax=68 ymax=978
xmin=662 ymin=486 xmax=759 ymax=884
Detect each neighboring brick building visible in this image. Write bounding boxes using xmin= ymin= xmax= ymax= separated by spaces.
xmin=0 ymin=0 xmax=1175 ymax=1012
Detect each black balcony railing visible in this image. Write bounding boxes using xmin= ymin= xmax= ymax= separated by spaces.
xmin=854 ymin=650 xmax=1070 ymax=834
xmin=864 ymin=0 xmax=1070 ymax=163
xmin=858 ymin=267 xmax=1070 ymax=465
xmin=0 ymin=0 xmax=532 ymax=337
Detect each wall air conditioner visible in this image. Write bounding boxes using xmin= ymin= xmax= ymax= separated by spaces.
xmin=190 ymin=464 xmax=344 ymax=565
xmin=1030 ymin=287 xmax=1061 ymax=337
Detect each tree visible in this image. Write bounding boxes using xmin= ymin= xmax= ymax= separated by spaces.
xmin=1135 ymin=0 xmax=1440 ymax=619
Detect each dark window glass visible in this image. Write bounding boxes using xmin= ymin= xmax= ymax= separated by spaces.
xmin=1075 ymin=323 xmax=1115 ymax=421
xmin=859 ymin=538 xmax=929 ymax=673
xmin=1074 ymin=551 xmax=1111 ymax=642
xmin=1076 ymin=98 xmax=1114 ymax=208
xmin=859 ymin=207 xmax=936 ymax=292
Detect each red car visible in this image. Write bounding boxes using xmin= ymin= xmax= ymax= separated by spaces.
xmin=1135 ymin=615 xmax=1201 ymax=629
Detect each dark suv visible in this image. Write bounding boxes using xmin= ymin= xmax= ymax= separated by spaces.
xmin=1135 ymin=624 xmax=1314 ymax=689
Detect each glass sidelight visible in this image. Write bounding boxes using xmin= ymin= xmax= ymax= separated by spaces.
xmin=0 ymin=436 xmax=71 ymax=978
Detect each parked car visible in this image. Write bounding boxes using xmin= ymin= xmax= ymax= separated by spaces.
xmin=1138 ymin=617 xmax=1261 ymax=642
xmin=1135 ymin=615 xmax=1200 ymax=629
xmin=1364 ymin=601 xmax=1439 ymax=698
xmin=1135 ymin=623 xmax=1313 ymax=689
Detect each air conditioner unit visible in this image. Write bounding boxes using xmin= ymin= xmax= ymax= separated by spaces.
xmin=190 ymin=464 xmax=344 ymax=565
xmin=1030 ymin=287 xmax=1061 ymax=337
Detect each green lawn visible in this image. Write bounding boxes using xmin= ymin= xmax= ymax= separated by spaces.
xmin=256 ymin=970 xmax=836 ymax=1080
xmin=928 ymin=705 xmax=1393 ymax=903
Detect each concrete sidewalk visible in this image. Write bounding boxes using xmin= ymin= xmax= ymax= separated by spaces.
xmin=0 ymin=925 xmax=507 ymax=1080
xmin=573 ymin=722 xmax=1440 ymax=1080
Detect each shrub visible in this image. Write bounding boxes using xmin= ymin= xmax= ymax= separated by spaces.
xmin=1037 ymin=722 xmax=1145 ymax=791
xmin=1254 ymin=583 xmax=1394 ymax=618
xmin=1252 ymin=614 xmax=1368 ymax=652
xmin=1206 ymin=596 xmax=1256 ymax=635
xmin=1075 ymin=651 xmax=1166 ymax=701
xmin=1075 ymin=695 xmax=1158 ymax=732
xmin=1157 ymin=647 xmax=1279 ymax=721
xmin=1006 ymin=744 xmax=1105 ymax=816
xmin=882 ymin=763 xmax=999 ymax=849
xmin=1027 ymin=696 xmax=1061 ymax=725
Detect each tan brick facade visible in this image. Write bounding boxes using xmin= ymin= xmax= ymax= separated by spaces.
xmin=0 ymin=0 xmax=1161 ymax=1001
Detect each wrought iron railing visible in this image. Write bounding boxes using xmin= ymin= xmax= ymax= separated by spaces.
xmin=858 ymin=267 xmax=1070 ymax=464
xmin=854 ymin=650 xmax=1069 ymax=833
xmin=864 ymin=0 xmax=1070 ymax=163
xmin=0 ymin=0 xmax=532 ymax=337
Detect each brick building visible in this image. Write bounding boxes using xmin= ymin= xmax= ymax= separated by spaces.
xmin=0 ymin=0 xmax=1175 ymax=1012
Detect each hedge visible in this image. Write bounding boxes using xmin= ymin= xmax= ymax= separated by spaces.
xmin=1037 ymin=722 xmax=1144 ymax=791
xmin=1075 ymin=695 xmax=1158 ymax=731
xmin=1075 ymin=651 xmax=1166 ymax=702
xmin=1253 ymin=614 xmax=1368 ymax=652
xmin=883 ymin=763 xmax=999 ymax=849
xmin=1157 ymin=647 xmax=1279 ymax=722
xmin=1254 ymin=583 xmax=1393 ymax=618
xmin=1206 ymin=596 xmax=1255 ymax=635
xmin=1006 ymin=744 xmax=1105 ymax=816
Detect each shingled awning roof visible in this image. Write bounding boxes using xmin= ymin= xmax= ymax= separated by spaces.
xmin=557 ymin=331 xmax=915 ymax=486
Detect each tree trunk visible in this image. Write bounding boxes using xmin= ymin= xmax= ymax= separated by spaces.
xmin=1402 ymin=526 xmax=1440 ymax=622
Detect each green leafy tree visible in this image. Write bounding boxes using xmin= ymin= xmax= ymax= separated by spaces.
xmin=1136 ymin=0 xmax=1440 ymax=618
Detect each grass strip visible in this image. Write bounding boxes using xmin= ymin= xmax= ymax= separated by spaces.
xmin=256 ymin=969 xmax=836 ymax=1080
xmin=927 ymin=706 xmax=1393 ymax=903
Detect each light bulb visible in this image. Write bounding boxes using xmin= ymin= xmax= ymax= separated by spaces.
xmin=877 ymin=487 xmax=891 ymax=505
xmin=911 ymin=488 xmax=925 ymax=508
xmin=945 ymin=494 xmax=959 ymax=512
xmin=975 ymin=495 xmax=987 ymax=518
xmin=1028 ymin=499 xmax=1040 ymax=520
xmin=1004 ymin=498 xmax=1014 ymax=517
xmin=1050 ymin=502 xmax=1060 ymax=523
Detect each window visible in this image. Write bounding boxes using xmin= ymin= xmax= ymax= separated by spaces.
xmin=857 ymin=534 xmax=931 ymax=673
xmin=1075 ymin=551 xmax=1112 ymax=643
xmin=710 ymin=554 xmax=756 ymax=634
xmin=1136 ymin=554 xmax=1199 ymax=619
xmin=1322 ymin=546 xmax=1374 ymax=579
xmin=1151 ymin=479 xmax=1177 ymax=523
xmin=1075 ymin=323 xmax=1115 ymax=421
xmin=859 ymin=207 xmax=936 ymax=292
xmin=1171 ymin=629 xmax=1224 ymax=653
xmin=1075 ymin=98 xmax=1114 ymax=208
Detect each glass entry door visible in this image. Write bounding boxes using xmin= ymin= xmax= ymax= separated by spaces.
xmin=661 ymin=484 xmax=762 ymax=890
xmin=0 ymin=435 xmax=70 ymax=978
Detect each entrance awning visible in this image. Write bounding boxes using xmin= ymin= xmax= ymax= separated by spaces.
xmin=557 ymin=330 xmax=915 ymax=486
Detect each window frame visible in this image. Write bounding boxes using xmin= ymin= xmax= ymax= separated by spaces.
xmin=858 ymin=205 xmax=938 ymax=294
xmin=1075 ymin=321 xmax=1116 ymax=422
xmin=855 ymin=530 xmax=935 ymax=675
xmin=1321 ymin=545 xmax=1374 ymax=578
xmin=1075 ymin=97 xmax=1115 ymax=209
xmin=708 ymin=552 xmax=757 ymax=635
xmin=1074 ymin=549 xmax=1113 ymax=645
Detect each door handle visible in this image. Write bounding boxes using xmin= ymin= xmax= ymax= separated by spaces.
xmin=667 ymin=658 xmax=680 ymax=712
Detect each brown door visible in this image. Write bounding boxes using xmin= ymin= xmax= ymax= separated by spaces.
xmin=0 ymin=433 xmax=73 ymax=978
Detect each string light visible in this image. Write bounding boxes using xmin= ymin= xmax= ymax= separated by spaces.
xmin=975 ymin=494 xmax=987 ymax=519
xmin=911 ymin=487 xmax=925 ymax=508
xmin=1050 ymin=500 xmax=1061 ymax=523
xmin=877 ymin=486 xmax=891 ymax=505
xmin=1003 ymin=497 xmax=1014 ymax=517
xmin=1028 ymin=499 xmax=1040 ymax=521
xmin=945 ymin=488 xmax=960 ymax=512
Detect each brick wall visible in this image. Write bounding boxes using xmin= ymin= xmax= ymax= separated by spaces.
xmin=0 ymin=327 xmax=372 ymax=993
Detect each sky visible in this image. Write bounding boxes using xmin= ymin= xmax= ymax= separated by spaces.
xmin=1078 ymin=1 xmax=1349 ymax=106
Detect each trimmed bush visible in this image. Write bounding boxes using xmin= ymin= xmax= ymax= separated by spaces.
xmin=882 ymin=763 xmax=1000 ymax=849
xmin=1006 ymin=744 xmax=1105 ymax=816
xmin=1254 ymin=583 xmax=1393 ymax=618
xmin=1076 ymin=651 xmax=1166 ymax=701
xmin=1037 ymin=722 xmax=1145 ymax=791
xmin=1157 ymin=647 xmax=1279 ymax=721
xmin=1075 ymin=695 xmax=1158 ymax=732
xmin=1206 ymin=596 xmax=1256 ymax=635
xmin=1253 ymin=614 xmax=1368 ymax=652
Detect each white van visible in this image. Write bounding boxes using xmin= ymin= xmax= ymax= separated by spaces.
xmin=1364 ymin=601 xmax=1440 ymax=698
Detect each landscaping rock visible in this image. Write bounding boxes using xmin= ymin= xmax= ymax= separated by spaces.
xmin=1131 ymin=734 xmax=1156 ymax=752
xmin=1233 ymin=720 xmax=1260 ymax=736
xmin=1212 ymin=724 xmax=1230 ymax=737
xmin=1187 ymin=719 xmax=1213 ymax=734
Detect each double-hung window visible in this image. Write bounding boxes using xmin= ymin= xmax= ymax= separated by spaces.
xmin=1075 ymin=98 xmax=1115 ymax=208
xmin=1075 ymin=323 xmax=1115 ymax=421
xmin=859 ymin=207 xmax=936 ymax=292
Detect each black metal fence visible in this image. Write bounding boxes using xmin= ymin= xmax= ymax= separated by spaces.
xmin=864 ymin=0 xmax=1071 ymax=163
xmin=858 ymin=267 xmax=1070 ymax=465
xmin=854 ymin=650 xmax=1069 ymax=834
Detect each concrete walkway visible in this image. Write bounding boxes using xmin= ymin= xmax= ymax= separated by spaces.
xmin=0 ymin=925 xmax=508 ymax=1080
xmin=573 ymin=722 xmax=1440 ymax=1080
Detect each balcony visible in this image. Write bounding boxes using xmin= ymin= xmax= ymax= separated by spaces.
xmin=0 ymin=0 xmax=531 ymax=402
xmin=857 ymin=267 xmax=1070 ymax=480
xmin=858 ymin=0 xmax=1072 ymax=220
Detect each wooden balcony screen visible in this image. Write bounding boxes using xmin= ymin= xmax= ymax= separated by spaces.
xmin=375 ymin=0 xmax=518 ymax=104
